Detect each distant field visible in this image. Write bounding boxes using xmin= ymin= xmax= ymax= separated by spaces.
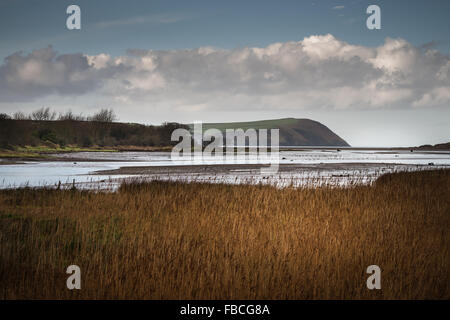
xmin=0 ymin=170 xmax=449 ymax=299
xmin=199 ymin=118 xmax=299 ymax=131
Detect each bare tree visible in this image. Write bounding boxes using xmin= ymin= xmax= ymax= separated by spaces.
xmin=89 ymin=108 xmax=117 ymax=122
xmin=0 ymin=113 xmax=11 ymax=120
xmin=58 ymin=110 xmax=86 ymax=121
xmin=13 ymin=111 xmax=29 ymax=120
xmin=31 ymin=107 xmax=56 ymax=121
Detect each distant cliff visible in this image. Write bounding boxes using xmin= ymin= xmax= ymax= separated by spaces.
xmin=197 ymin=118 xmax=350 ymax=147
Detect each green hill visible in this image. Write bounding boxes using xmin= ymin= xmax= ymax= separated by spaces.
xmin=192 ymin=118 xmax=350 ymax=147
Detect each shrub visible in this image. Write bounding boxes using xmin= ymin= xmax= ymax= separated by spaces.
xmin=35 ymin=129 xmax=58 ymax=144
xmin=82 ymin=136 xmax=93 ymax=147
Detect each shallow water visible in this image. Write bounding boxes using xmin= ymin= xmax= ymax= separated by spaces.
xmin=52 ymin=149 xmax=450 ymax=166
xmin=0 ymin=161 xmax=136 ymax=189
xmin=1 ymin=149 xmax=449 ymax=189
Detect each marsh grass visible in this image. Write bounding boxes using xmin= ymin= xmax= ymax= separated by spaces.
xmin=0 ymin=169 xmax=449 ymax=299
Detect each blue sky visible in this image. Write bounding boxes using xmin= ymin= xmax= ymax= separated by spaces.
xmin=1 ymin=0 xmax=449 ymax=59
xmin=0 ymin=0 xmax=449 ymax=146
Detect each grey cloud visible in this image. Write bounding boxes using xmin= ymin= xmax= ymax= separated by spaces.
xmin=0 ymin=46 xmax=103 ymax=101
xmin=95 ymin=13 xmax=192 ymax=29
xmin=0 ymin=46 xmax=132 ymax=102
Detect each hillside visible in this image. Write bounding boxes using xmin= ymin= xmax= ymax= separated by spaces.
xmin=196 ymin=118 xmax=350 ymax=147
xmin=415 ymin=142 xmax=450 ymax=150
xmin=0 ymin=117 xmax=349 ymax=152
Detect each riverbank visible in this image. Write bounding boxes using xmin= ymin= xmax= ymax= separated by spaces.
xmin=0 ymin=145 xmax=173 ymax=162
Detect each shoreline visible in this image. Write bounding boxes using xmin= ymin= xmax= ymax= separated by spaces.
xmin=91 ymin=162 xmax=438 ymax=176
xmin=1 ymin=145 xmax=449 ymax=162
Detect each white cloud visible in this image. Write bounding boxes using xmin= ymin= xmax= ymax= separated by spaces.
xmin=1 ymin=34 xmax=449 ymax=114
xmin=370 ymin=38 xmax=418 ymax=73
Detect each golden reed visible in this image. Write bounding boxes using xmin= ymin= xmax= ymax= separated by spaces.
xmin=0 ymin=169 xmax=449 ymax=299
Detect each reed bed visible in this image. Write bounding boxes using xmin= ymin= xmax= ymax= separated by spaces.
xmin=0 ymin=169 xmax=449 ymax=299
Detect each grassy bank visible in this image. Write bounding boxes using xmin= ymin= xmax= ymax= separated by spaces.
xmin=0 ymin=145 xmax=175 ymax=160
xmin=0 ymin=145 xmax=117 ymax=159
xmin=0 ymin=170 xmax=449 ymax=299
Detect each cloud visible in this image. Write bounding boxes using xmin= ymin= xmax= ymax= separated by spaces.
xmin=412 ymin=87 xmax=450 ymax=107
xmin=0 ymin=46 xmax=126 ymax=102
xmin=95 ymin=13 xmax=191 ymax=29
xmin=1 ymin=35 xmax=449 ymax=113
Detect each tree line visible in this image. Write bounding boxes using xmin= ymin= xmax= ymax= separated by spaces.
xmin=0 ymin=107 xmax=189 ymax=149
xmin=0 ymin=107 xmax=117 ymax=123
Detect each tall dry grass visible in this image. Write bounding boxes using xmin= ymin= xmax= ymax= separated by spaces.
xmin=0 ymin=169 xmax=449 ymax=299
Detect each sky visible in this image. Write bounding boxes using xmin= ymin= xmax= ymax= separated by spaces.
xmin=0 ymin=0 xmax=449 ymax=147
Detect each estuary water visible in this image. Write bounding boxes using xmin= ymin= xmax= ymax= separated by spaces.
xmin=1 ymin=149 xmax=449 ymax=189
